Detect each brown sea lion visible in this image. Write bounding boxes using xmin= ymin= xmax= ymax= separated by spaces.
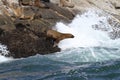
xmin=46 ymin=29 xmax=74 ymax=47
xmin=59 ymin=0 xmax=74 ymax=8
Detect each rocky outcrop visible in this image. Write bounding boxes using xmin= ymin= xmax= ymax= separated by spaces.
xmin=51 ymin=0 xmax=120 ymax=20
xmin=68 ymin=0 xmax=120 ymax=39
xmin=0 ymin=0 xmax=120 ymax=58
xmin=0 ymin=0 xmax=74 ymax=58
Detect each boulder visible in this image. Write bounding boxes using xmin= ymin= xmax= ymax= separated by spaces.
xmin=0 ymin=0 xmax=120 ymax=58
xmin=0 ymin=1 xmax=74 ymax=58
xmin=0 ymin=26 xmax=60 ymax=58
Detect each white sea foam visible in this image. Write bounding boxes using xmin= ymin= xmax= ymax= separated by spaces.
xmin=45 ymin=9 xmax=120 ymax=62
xmin=1 ymin=9 xmax=120 ymax=63
xmin=0 ymin=44 xmax=13 ymax=63
xmin=54 ymin=9 xmax=120 ymax=50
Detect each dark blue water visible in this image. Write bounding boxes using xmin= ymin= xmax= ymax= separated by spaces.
xmin=0 ymin=47 xmax=120 ymax=80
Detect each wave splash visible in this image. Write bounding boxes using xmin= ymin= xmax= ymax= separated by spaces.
xmin=1 ymin=9 xmax=120 ymax=63
xmin=45 ymin=9 xmax=120 ymax=62
xmin=54 ymin=10 xmax=120 ymax=50
xmin=0 ymin=44 xmax=13 ymax=63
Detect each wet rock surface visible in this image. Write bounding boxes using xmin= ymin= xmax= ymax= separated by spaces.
xmin=0 ymin=0 xmax=120 ymax=58
xmin=0 ymin=1 xmax=74 ymax=58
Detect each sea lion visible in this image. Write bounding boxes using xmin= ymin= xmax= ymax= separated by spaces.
xmin=9 ymin=3 xmax=35 ymax=20
xmin=18 ymin=0 xmax=33 ymax=6
xmin=46 ymin=29 xmax=74 ymax=47
xmin=59 ymin=0 xmax=74 ymax=8
xmin=34 ymin=0 xmax=47 ymax=8
xmin=19 ymin=0 xmax=47 ymax=8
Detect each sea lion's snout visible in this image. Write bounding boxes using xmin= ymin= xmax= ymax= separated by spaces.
xmin=71 ymin=35 xmax=74 ymax=38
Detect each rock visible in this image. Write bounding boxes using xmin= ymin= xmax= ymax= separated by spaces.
xmin=1 ymin=0 xmax=120 ymax=58
xmin=45 ymin=3 xmax=75 ymax=20
xmin=19 ymin=0 xmax=33 ymax=6
xmin=109 ymin=0 xmax=120 ymax=9
xmin=0 ymin=14 xmax=16 ymax=32
xmin=87 ymin=0 xmax=119 ymax=15
xmin=0 ymin=23 xmax=60 ymax=58
xmin=36 ymin=8 xmax=66 ymax=19
xmin=0 ymin=1 xmax=74 ymax=58
xmin=41 ymin=0 xmax=50 ymax=2
xmin=20 ymin=6 xmax=35 ymax=20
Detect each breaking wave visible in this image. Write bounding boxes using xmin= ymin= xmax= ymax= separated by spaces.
xmin=47 ymin=9 xmax=120 ymax=62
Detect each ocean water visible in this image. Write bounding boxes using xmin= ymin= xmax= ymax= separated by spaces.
xmin=0 ymin=9 xmax=120 ymax=80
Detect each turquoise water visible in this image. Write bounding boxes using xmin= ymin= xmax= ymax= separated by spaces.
xmin=0 ymin=47 xmax=120 ymax=80
xmin=0 ymin=9 xmax=120 ymax=80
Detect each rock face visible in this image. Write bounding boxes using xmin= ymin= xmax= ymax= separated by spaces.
xmin=64 ymin=0 xmax=120 ymax=39
xmin=0 ymin=0 xmax=120 ymax=58
xmin=0 ymin=0 xmax=74 ymax=58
